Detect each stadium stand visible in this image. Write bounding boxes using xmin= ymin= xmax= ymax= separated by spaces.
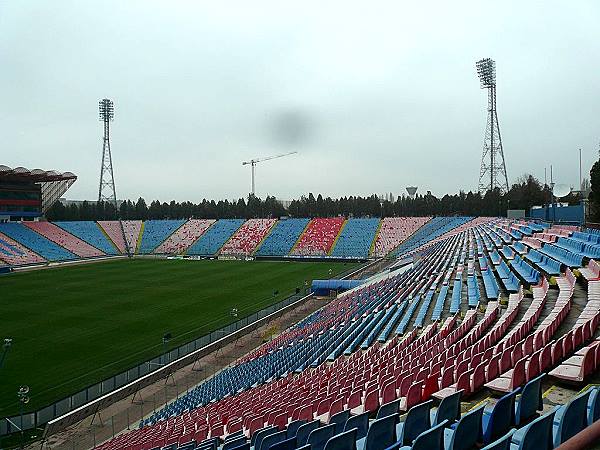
xmin=255 ymin=218 xmax=311 ymax=257
xmin=389 ymin=217 xmax=473 ymax=257
xmin=0 ymin=222 xmax=76 ymax=261
xmin=23 ymin=221 xmax=104 ymax=258
xmin=138 ymin=220 xmax=187 ymax=254
xmin=372 ymin=217 xmax=431 ymax=257
xmin=330 ymin=218 xmax=380 ymax=259
xmin=154 ymin=219 xmax=215 ymax=254
xmin=54 ymin=221 xmax=119 ymax=255
xmin=291 ymin=217 xmax=345 ymax=256
xmin=187 ymin=219 xmax=245 ymax=256
xmin=0 ymin=231 xmax=45 ymax=266
xmin=98 ymin=220 xmax=127 ymax=253
xmin=8 ymin=215 xmax=600 ymax=449
xmin=220 ymin=219 xmax=277 ymax=255
xmin=77 ymin=215 xmax=600 ymax=450
xmin=123 ymin=220 xmax=143 ymax=253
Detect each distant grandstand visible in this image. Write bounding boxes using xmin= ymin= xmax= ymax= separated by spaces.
xmin=0 ymin=164 xmax=76 ymax=221
xmin=0 ymin=216 xmax=429 ymax=267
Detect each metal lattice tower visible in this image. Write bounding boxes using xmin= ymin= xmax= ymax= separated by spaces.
xmin=98 ymin=98 xmax=117 ymax=205
xmin=98 ymin=99 xmax=131 ymax=257
xmin=476 ymin=58 xmax=509 ymax=194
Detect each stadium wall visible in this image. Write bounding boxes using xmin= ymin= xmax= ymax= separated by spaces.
xmin=529 ymin=202 xmax=585 ymax=224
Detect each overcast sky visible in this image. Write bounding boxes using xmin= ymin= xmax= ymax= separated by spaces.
xmin=1 ymin=1 xmax=599 ymax=202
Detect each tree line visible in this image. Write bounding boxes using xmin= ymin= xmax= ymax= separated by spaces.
xmin=45 ymin=172 xmax=590 ymax=222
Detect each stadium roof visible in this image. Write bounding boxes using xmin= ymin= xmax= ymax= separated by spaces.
xmin=0 ymin=164 xmax=77 ymax=213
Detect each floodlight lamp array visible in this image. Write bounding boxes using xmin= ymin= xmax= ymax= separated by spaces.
xmin=99 ymin=99 xmax=114 ymax=121
xmin=476 ymin=58 xmax=496 ymax=88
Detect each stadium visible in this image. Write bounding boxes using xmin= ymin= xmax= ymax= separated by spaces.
xmin=3 ymin=2 xmax=600 ymax=450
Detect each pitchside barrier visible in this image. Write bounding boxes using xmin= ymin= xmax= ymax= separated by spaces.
xmin=0 ymin=261 xmax=376 ymax=438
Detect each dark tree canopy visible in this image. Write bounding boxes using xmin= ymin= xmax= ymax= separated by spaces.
xmin=45 ymin=172 xmax=584 ymax=221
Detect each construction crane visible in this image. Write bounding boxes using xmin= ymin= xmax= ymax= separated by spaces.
xmin=242 ymin=151 xmax=297 ymax=196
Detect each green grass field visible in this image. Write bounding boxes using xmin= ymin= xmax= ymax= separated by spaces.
xmin=0 ymin=258 xmax=355 ymax=417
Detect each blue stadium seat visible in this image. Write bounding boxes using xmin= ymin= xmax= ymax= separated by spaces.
xmin=480 ymin=430 xmax=514 ymax=450
xmin=258 ymin=430 xmax=286 ymax=450
xmin=255 ymin=218 xmax=310 ymax=256
xmin=331 ymin=218 xmax=380 ymax=259
xmin=482 ymin=389 xmax=519 ymax=444
xmin=430 ymin=391 xmax=462 ymax=426
xmin=391 ymin=420 xmax=448 ymax=450
xmin=0 ymin=222 xmax=76 ymax=261
xmin=269 ymin=437 xmax=296 ymax=450
xmin=286 ymin=419 xmax=307 ymax=439
xmin=187 ymin=219 xmax=244 ymax=255
xmin=552 ymin=390 xmax=591 ymax=447
xmin=514 ymin=374 xmax=544 ymax=426
xmin=510 ymin=407 xmax=557 ymax=450
xmin=138 ymin=220 xmax=186 ymax=254
xmin=397 ymin=400 xmax=432 ymax=446
xmin=324 ymin=428 xmax=357 ymax=450
xmin=377 ymin=400 xmax=400 ymax=420
xmin=252 ymin=427 xmax=277 ymax=448
xmin=297 ymin=420 xmax=321 ymax=447
xmin=587 ymin=386 xmax=600 ymax=425
xmin=345 ymin=412 xmax=370 ymax=440
xmin=308 ymin=423 xmax=337 ymax=450
xmin=55 ymin=221 xmax=119 ymax=254
xmin=330 ymin=411 xmax=350 ymax=434
xmin=442 ymin=404 xmax=484 ymax=450
xmin=356 ymin=414 xmax=398 ymax=450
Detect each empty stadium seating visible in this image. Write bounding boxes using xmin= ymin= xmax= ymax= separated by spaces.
xmin=220 ymin=219 xmax=277 ymax=255
xmin=187 ymin=219 xmax=245 ymax=255
xmin=373 ymin=217 xmax=431 ymax=257
xmin=138 ymin=220 xmax=187 ymax=254
xmin=255 ymin=218 xmax=310 ymax=257
xmin=0 ymin=231 xmax=45 ymax=266
xmin=6 ymin=214 xmax=600 ymax=449
xmin=154 ymin=219 xmax=215 ymax=254
xmin=330 ymin=218 xmax=380 ymax=259
xmin=24 ymin=221 xmax=104 ymax=257
xmin=55 ymin=221 xmax=119 ymax=255
xmin=97 ymin=220 xmax=138 ymax=253
xmin=0 ymin=222 xmax=76 ymax=261
xmin=291 ymin=218 xmax=345 ymax=256
xmin=92 ymin=215 xmax=600 ymax=450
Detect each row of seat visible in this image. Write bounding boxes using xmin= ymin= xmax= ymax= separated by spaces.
xmin=55 ymin=221 xmax=120 ymax=254
xmin=154 ymin=220 xmax=216 ymax=254
xmin=291 ymin=218 xmax=346 ymax=256
xmin=138 ymin=220 xmax=187 ymax=254
xmin=0 ymin=231 xmax=46 ymax=265
xmin=331 ymin=218 xmax=380 ymax=259
xmin=372 ymin=218 xmax=431 ymax=257
xmin=25 ymin=221 xmax=105 ymax=257
xmin=0 ymin=222 xmax=76 ymax=261
xmin=255 ymin=219 xmax=310 ymax=257
xmin=221 ymin=219 xmax=277 ymax=255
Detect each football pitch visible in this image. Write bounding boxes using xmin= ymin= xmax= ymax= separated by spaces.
xmin=0 ymin=258 xmax=355 ymax=417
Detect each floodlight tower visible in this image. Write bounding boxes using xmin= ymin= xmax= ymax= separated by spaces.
xmin=98 ymin=99 xmax=117 ymax=205
xmin=98 ymin=99 xmax=130 ymax=256
xmin=476 ymin=58 xmax=509 ymax=194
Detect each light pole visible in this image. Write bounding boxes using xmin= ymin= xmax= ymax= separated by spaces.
xmin=476 ymin=58 xmax=509 ymax=194
xmin=17 ymin=385 xmax=29 ymax=449
xmin=0 ymin=338 xmax=12 ymax=371
xmin=162 ymin=333 xmax=171 ymax=366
